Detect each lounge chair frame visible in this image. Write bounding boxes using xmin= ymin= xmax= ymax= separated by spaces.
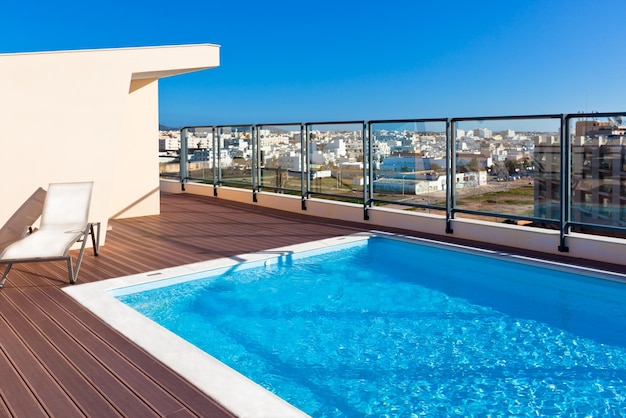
xmin=0 ymin=222 xmax=100 ymax=287
xmin=0 ymin=182 xmax=99 ymax=287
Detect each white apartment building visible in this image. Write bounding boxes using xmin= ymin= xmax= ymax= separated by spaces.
xmin=474 ymin=128 xmax=493 ymax=138
xmin=160 ymin=135 xmax=181 ymax=152
xmin=373 ymin=140 xmax=391 ymax=158
xmin=275 ymin=152 xmax=302 ymax=171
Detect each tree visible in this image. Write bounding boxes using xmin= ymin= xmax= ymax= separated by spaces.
xmin=468 ymin=158 xmax=480 ymax=171
xmin=430 ymin=163 xmax=443 ymax=172
xmin=505 ymin=160 xmax=518 ymax=175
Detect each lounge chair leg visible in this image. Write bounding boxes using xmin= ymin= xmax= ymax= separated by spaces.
xmin=90 ymin=222 xmax=100 ymax=256
xmin=67 ymin=258 xmax=76 ymax=284
xmin=68 ymin=227 xmax=90 ymax=284
xmin=0 ymin=263 xmax=13 ymax=287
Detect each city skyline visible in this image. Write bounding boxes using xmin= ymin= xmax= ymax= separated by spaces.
xmin=2 ymin=0 xmax=625 ymax=128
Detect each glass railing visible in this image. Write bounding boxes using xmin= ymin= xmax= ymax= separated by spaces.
xmin=159 ymin=154 xmax=181 ymax=179
xmin=305 ymin=121 xmax=366 ymax=204
xmin=169 ymin=111 xmax=626 ymax=246
xmin=257 ymin=123 xmax=304 ymax=196
xmin=368 ymin=119 xmax=448 ymax=216
xmin=450 ymin=115 xmax=562 ymax=228
xmin=216 ymin=125 xmax=255 ymax=190
xmin=567 ymin=114 xmax=626 ymax=236
xmin=182 ymin=126 xmax=214 ymax=184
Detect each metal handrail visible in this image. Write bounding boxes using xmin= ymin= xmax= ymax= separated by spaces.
xmin=168 ymin=112 xmax=626 ymax=249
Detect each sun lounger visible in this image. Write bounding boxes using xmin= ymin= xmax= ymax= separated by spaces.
xmin=0 ymin=182 xmax=99 ymax=287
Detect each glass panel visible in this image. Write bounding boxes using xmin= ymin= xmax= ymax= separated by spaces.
xmin=258 ymin=124 xmax=303 ymax=195
xmin=453 ymin=117 xmax=561 ymax=226
xmin=168 ymin=114 xmax=626 ymax=239
xmin=159 ymin=128 xmax=182 ymax=179
xmin=218 ymin=126 xmax=254 ymax=188
xmin=370 ymin=120 xmax=447 ymax=215
xmin=570 ymin=114 xmax=626 ymax=235
xmin=306 ymin=122 xmax=365 ymax=203
xmin=185 ymin=126 xmax=215 ymax=184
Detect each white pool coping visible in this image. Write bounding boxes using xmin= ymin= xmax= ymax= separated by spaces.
xmin=63 ymin=232 xmax=375 ymax=418
xmin=63 ymin=230 xmax=626 ymax=417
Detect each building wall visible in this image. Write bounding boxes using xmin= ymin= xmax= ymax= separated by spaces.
xmin=0 ymin=44 xmax=220 ymax=244
xmin=110 ymin=77 xmax=160 ymax=220
xmin=535 ymin=127 xmax=626 ymax=227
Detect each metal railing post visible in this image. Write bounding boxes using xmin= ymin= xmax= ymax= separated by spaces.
xmin=365 ymin=122 xmax=374 ymax=220
xmin=301 ymin=124 xmax=307 ymax=210
xmin=363 ymin=121 xmax=370 ymax=220
xmin=217 ymin=127 xmax=224 ymax=194
xmin=559 ymin=114 xmax=570 ymax=252
xmin=180 ymin=128 xmax=189 ymax=191
xmin=446 ymin=119 xmax=454 ymax=233
xmin=252 ymin=125 xmax=258 ymax=202
xmin=211 ymin=126 xmax=218 ymax=196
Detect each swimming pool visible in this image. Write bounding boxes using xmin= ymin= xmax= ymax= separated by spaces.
xmin=65 ymin=232 xmax=626 ymax=417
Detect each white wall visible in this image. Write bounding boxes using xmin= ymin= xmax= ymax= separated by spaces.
xmin=0 ymin=45 xmax=220 ymax=244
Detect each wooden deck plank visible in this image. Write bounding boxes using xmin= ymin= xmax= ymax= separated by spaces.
xmin=0 ymin=289 xmax=121 ymax=417
xmin=23 ymin=289 xmax=187 ymax=417
xmin=0 ymin=292 xmax=86 ymax=417
xmin=0 ymin=321 xmax=53 ymax=417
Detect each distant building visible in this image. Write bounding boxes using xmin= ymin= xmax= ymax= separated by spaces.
xmin=575 ymin=120 xmax=608 ymax=137
xmin=275 ymin=153 xmax=303 ymax=171
xmin=188 ymin=149 xmax=233 ymax=168
xmin=534 ymin=120 xmax=626 ymax=227
xmin=473 ymin=128 xmax=493 ymax=138
xmin=159 ymin=131 xmax=181 ymax=152
xmin=456 ymin=153 xmax=493 ymax=170
xmin=381 ymin=154 xmax=446 ymax=172
xmin=373 ymin=174 xmax=445 ymax=195
xmin=499 ymin=129 xmax=516 ymax=138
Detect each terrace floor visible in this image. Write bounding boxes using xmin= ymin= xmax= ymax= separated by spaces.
xmin=1 ymin=191 xmax=623 ymax=417
xmin=0 ymin=192 xmax=374 ymax=417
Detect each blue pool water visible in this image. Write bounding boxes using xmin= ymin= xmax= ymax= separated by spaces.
xmin=117 ymin=236 xmax=626 ymax=416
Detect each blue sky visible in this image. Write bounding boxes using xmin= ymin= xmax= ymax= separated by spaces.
xmin=1 ymin=0 xmax=624 ymax=127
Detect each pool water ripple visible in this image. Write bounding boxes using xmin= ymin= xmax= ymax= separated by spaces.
xmin=118 ymin=237 xmax=626 ymax=416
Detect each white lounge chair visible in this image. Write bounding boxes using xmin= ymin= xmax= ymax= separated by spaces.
xmin=0 ymin=182 xmax=99 ymax=287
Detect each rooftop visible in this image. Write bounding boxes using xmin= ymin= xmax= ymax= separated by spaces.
xmin=2 ymin=44 xmax=624 ymax=416
xmin=2 ymin=191 xmax=622 ymax=416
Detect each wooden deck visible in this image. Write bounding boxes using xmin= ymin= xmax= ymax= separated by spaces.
xmin=0 ymin=192 xmax=371 ymax=417
xmin=1 ymin=191 xmax=624 ymax=417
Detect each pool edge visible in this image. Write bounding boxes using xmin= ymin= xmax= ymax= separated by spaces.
xmin=62 ymin=232 xmax=374 ymax=418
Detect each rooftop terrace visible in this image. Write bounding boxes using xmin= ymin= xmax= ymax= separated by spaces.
xmin=4 ymin=45 xmax=624 ymax=415
xmin=0 ymin=192 xmax=376 ymax=416
xmin=2 ymin=191 xmax=623 ymax=416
